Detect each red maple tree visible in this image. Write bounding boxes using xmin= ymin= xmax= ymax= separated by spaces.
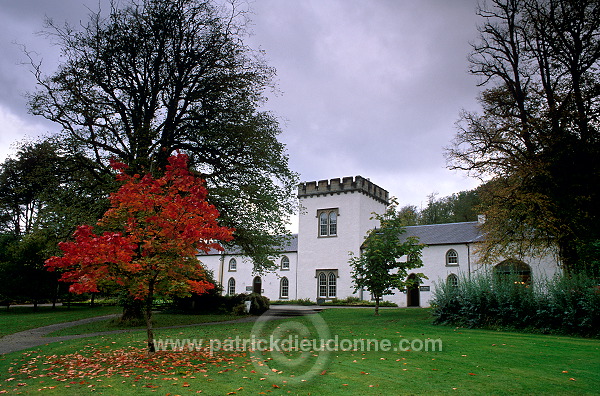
xmin=46 ymin=153 xmax=234 ymax=352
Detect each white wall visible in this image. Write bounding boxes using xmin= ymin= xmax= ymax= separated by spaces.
xmin=296 ymin=190 xmax=387 ymax=301
xmin=198 ymin=252 xmax=299 ymax=299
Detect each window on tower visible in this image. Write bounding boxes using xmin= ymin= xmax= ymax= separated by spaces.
xmin=317 ymin=270 xmax=338 ymax=298
xmin=317 ymin=208 xmax=339 ymax=237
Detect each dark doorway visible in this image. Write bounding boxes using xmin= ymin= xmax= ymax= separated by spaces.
xmin=253 ymin=276 xmax=262 ymax=294
xmin=407 ymin=273 xmax=420 ymax=307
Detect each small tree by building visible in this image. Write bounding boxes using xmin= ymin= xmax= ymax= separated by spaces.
xmin=45 ymin=153 xmax=233 ymax=353
xmin=349 ymin=199 xmax=426 ymax=315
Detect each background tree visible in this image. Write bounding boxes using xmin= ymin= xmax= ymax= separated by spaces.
xmin=396 ymin=204 xmax=420 ymax=226
xmin=0 ymin=139 xmax=109 ymax=306
xmin=27 ymin=0 xmax=297 ymax=271
xmin=349 ymin=199 xmax=425 ymax=315
xmin=418 ymin=189 xmax=481 ymax=225
xmin=446 ymin=0 xmax=600 ymax=273
xmin=46 ymin=153 xmax=233 ymax=353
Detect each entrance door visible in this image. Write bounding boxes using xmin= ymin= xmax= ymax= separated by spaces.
xmin=407 ymin=274 xmax=420 ymax=307
xmin=253 ymin=276 xmax=262 ymax=295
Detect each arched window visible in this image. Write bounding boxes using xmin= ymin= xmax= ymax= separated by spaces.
xmin=328 ymin=212 xmax=337 ymax=236
xmin=318 ymin=209 xmax=339 ymax=237
xmin=317 ymin=271 xmax=337 ymax=298
xmin=319 ymin=212 xmax=329 ymax=236
xmin=227 ymin=277 xmax=236 ymax=295
xmin=280 ymin=255 xmax=290 ymax=270
xmin=494 ymin=259 xmax=531 ymax=285
xmin=318 ymin=273 xmax=327 ymax=298
xmin=328 ymin=272 xmax=337 ymax=297
xmin=280 ymin=277 xmax=289 ymax=298
xmin=228 ymin=258 xmax=237 ymax=271
xmin=447 ymin=273 xmax=458 ymax=288
xmin=445 ymin=249 xmax=458 ymax=266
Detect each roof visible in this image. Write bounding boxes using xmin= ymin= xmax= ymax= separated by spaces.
xmin=201 ymin=234 xmax=298 ymax=256
xmin=400 ymin=221 xmax=484 ymax=245
xmin=201 ymin=222 xmax=484 ymax=257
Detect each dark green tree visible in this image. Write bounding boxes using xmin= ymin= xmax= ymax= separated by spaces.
xmin=0 ymin=139 xmax=108 ymax=306
xmin=446 ymin=0 xmax=600 ymax=272
xmin=396 ymin=204 xmax=420 ymax=226
xmin=26 ymin=0 xmax=297 ymax=271
xmin=418 ymin=189 xmax=481 ymax=225
xmin=349 ymin=199 xmax=425 ymax=315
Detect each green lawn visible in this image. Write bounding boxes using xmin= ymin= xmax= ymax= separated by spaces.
xmin=0 ymin=305 xmax=122 ymax=338
xmin=0 ymin=308 xmax=598 ymax=395
xmin=46 ymin=312 xmax=246 ymax=336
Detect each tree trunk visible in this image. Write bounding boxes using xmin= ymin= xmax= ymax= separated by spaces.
xmin=119 ymin=297 xmax=145 ymax=325
xmin=52 ymin=282 xmax=58 ymax=309
xmin=374 ymin=296 xmax=380 ymax=316
xmin=146 ymin=283 xmax=156 ymax=354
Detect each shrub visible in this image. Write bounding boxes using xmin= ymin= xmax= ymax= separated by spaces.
xmin=271 ymin=298 xmax=316 ymax=305
xmin=431 ymin=271 xmax=600 ymax=337
xmin=246 ymin=293 xmax=270 ymax=314
xmin=172 ymin=292 xmax=269 ymax=315
xmin=321 ymin=297 xmax=398 ymax=307
xmin=232 ymin=303 xmax=247 ymax=316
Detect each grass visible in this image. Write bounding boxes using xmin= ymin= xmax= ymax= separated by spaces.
xmin=0 ymin=305 xmax=122 ymax=338
xmin=46 ymin=312 xmax=246 ymax=336
xmin=0 ymin=308 xmax=598 ymax=394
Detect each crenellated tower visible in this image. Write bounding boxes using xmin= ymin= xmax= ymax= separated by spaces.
xmin=296 ymin=176 xmax=389 ymax=301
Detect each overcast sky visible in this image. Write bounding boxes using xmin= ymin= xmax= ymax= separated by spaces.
xmin=0 ymin=0 xmax=484 ymax=228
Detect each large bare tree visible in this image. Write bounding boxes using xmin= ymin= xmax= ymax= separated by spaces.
xmin=447 ymin=0 xmax=600 ymax=273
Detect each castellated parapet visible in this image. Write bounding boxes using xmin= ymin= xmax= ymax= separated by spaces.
xmin=297 ymin=176 xmax=389 ymax=204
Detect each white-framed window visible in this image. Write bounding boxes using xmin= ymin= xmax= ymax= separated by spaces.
xmin=317 ymin=271 xmax=337 ymax=298
xmin=280 ymin=277 xmax=289 ymax=298
xmin=318 ymin=273 xmax=327 ymax=298
xmin=280 ymin=255 xmax=290 ymax=270
xmin=228 ymin=258 xmax=237 ymax=271
xmin=328 ymin=212 xmax=337 ymax=235
xmin=447 ymin=273 xmax=458 ymax=288
xmin=227 ymin=277 xmax=236 ymax=295
xmin=445 ymin=249 xmax=458 ymax=266
xmin=317 ymin=209 xmax=339 ymax=237
xmin=328 ymin=272 xmax=337 ymax=297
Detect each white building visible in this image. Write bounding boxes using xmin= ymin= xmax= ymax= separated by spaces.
xmin=199 ymin=176 xmax=560 ymax=307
